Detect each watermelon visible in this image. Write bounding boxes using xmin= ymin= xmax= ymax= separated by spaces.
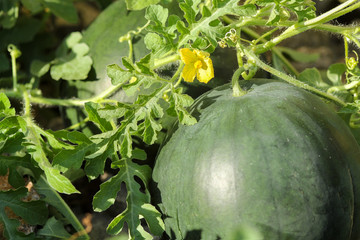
xmin=152 ymin=80 xmax=360 ymax=240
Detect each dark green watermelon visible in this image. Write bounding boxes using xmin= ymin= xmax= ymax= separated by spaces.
xmin=152 ymin=81 xmax=360 ymax=240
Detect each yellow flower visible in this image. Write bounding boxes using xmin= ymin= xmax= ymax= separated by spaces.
xmin=179 ymin=48 xmax=214 ymax=83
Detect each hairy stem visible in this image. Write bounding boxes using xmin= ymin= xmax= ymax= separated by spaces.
xmin=22 ymin=88 xmax=31 ymax=119
xmin=153 ymin=54 xmax=180 ymax=69
xmin=243 ymin=48 xmax=346 ymax=106
xmin=241 ymin=27 xmax=300 ymax=77
xmin=254 ymin=0 xmax=360 ymax=53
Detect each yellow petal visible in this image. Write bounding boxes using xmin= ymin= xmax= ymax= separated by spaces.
xmin=180 ymin=48 xmax=197 ymax=64
xmin=197 ymin=57 xmax=214 ymax=83
xmin=193 ymin=49 xmax=210 ymax=58
xmin=182 ymin=64 xmax=197 ymax=82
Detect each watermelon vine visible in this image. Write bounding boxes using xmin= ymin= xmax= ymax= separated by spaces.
xmin=1 ymin=0 xmax=360 ymax=239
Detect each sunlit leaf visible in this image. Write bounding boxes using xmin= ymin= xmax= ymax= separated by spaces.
xmin=0 ymin=93 xmax=15 ymax=118
xmin=125 ymin=0 xmax=160 ymax=10
xmin=24 ymin=121 xmax=79 ymax=194
xmin=50 ymin=32 xmax=92 ymax=81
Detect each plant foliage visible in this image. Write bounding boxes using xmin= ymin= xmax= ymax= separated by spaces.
xmin=1 ymin=0 xmax=360 ymax=239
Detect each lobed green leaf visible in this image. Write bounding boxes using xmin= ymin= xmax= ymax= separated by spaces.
xmin=0 ymin=93 xmax=15 ymax=118
xmin=0 ymin=155 xmax=41 ymax=188
xmin=178 ymin=1 xmax=256 ymax=48
xmin=145 ymin=4 xmax=168 ymax=27
xmin=85 ymin=102 xmax=113 ymax=132
xmin=50 ymin=32 xmax=93 ymax=81
xmin=0 ymin=187 xmax=48 ymax=239
xmin=24 ymin=121 xmax=79 ymax=194
xmin=107 ymin=64 xmax=134 ymax=86
xmin=167 ymin=91 xmax=197 ymax=125
xmin=93 ymin=158 xmax=163 ymax=238
xmin=34 ymin=176 xmax=87 ymax=236
xmin=97 ymin=103 xmax=130 ymax=120
xmin=37 ymin=217 xmax=72 ymax=239
xmin=53 ymin=143 xmax=95 ymax=173
xmin=144 ymin=32 xmax=170 ymax=57
xmin=179 ymin=0 xmax=201 ymax=25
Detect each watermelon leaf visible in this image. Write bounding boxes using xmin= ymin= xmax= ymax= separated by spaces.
xmin=34 ymin=176 xmax=87 ymax=236
xmin=37 ymin=217 xmax=72 ymax=239
xmin=93 ymin=158 xmax=164 ymax=238
xmin=0 ymin=93 xmax=15 ymax=118
xmin=23 ymin=120 xmax=79 ymax=194
xmin=50 ymin=32 xmax=93 ymax=81
xmin=0 ymin=188 xmax=48 ymax=239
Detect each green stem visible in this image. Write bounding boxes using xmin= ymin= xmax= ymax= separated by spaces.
xmin=235 ymin=41 xmax=244 ymax=68
xmin=253 ymin=27 xmax=279 ymax=45
xmin=11 ymin=55 xmax=17 ymax=90
xmin=350 ymin=113 xmax=360 ymax=128
xmin=173 ymin=62 xmax=185 ymax=88
xmin=345 ymin=33 xmax=360 ymax=50
xmin=8 ymin=44 xmax=21 ymax=91
xmin=345 ymin=36 xmax=350 ymax=65
xmin=325 ymin=2 xmax=360 ymax=22
xmin=21 ymin=88 xmax=31 ymax=118
xmin=35 ymin=176 xmax=90 ymax=240
xmin=327 ymin=80 xmax=360 ymax=94
xmin=65 ymin=117 xmax=90 ymax=130
xmin=1 ymin=52 xmax=181 ymax=108
xmin=153 ymin=54 xmax=180 ymax=69
xmin=128 ymin=39 xmax=134 ymax=62
xmin=232 ymin=67 xmax=247 ymax=97
xmin=243 ymin=48 xmax=346 ymax=106
xmin=241 ymin=27 xmax=300 ymax=77
xmin=3 ymin=80 xmax=124 ymax=107
xmin=254 ymin=0 xmax=360 ymax=53
xmin=232 ymin=17 xmax=359 ymax=36
xmin=87 ymin=82 xmax=124 ymax=103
